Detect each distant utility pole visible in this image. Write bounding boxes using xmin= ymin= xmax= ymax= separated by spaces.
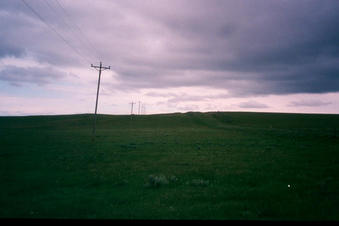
xmin=91 ymin=62 xmax=110 ymax=136
xmin=130 ymin=102 xmax=136 ymax=115
xmin=138 ymin=101 xmax=141 ymax=115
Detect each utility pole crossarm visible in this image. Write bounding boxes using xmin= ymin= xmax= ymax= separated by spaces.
xmin=91 ymin=64 xmax=110 ymax=70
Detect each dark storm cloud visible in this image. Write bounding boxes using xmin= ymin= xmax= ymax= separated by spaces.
xmin=99 ymin=0 xmax=339 ymax=96
xmin=1 ymin=0 xmax=339 ymax=96
xmin=0 ymin=65 xmax=66 ymax=86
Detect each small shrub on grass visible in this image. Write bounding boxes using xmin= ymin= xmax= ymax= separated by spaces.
xmin=145 ymin=174 xmax=169 ymax=188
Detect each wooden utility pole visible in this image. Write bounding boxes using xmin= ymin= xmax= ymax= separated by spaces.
xmin=91 ymin=62 xmax=110 ymax=135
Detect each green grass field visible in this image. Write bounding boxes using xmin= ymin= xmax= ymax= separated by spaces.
xmin=0 ymin=112 xmax=339 ymax=220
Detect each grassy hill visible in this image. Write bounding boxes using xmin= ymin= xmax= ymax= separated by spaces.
xmin=0 ymin=112 xmax=339 ymax=220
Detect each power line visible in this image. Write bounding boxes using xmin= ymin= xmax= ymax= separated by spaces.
xmin=21 ymin=0 xmax=92 ymax=66
xmin=53 ymin=0 xmax=101 ymax=61
xmin=41 ymin=0 xmax=97 ymax=63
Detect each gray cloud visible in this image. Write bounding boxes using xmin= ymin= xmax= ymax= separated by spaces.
xmin=145 ymin=92 xmax=177 ymax=98
xmin=289 ymin=100 xmax=332 ymax=107
xmin=1 ymin=0 xmax=339 ymax=96
xmin=0 ymin=65 xmax=66 ymax=86
xmin=145 ymin=91 xmax=231 ymax=103
xmin=0 ymin=0 xmax=94 ymax=66
xmin=176 ymin=104 xmax=200 ymax=112
xmin=238 ymin=101 xmax=269 ymax=109
xmin=0 ymin=40 xmax=24 ymax=58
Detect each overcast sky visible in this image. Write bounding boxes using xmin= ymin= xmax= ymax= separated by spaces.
xmin=1 ymin=0 xmax=339 ymax=115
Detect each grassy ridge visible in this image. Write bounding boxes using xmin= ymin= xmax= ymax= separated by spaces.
xmin=0 ymin=112 xmax=339 ymax=220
